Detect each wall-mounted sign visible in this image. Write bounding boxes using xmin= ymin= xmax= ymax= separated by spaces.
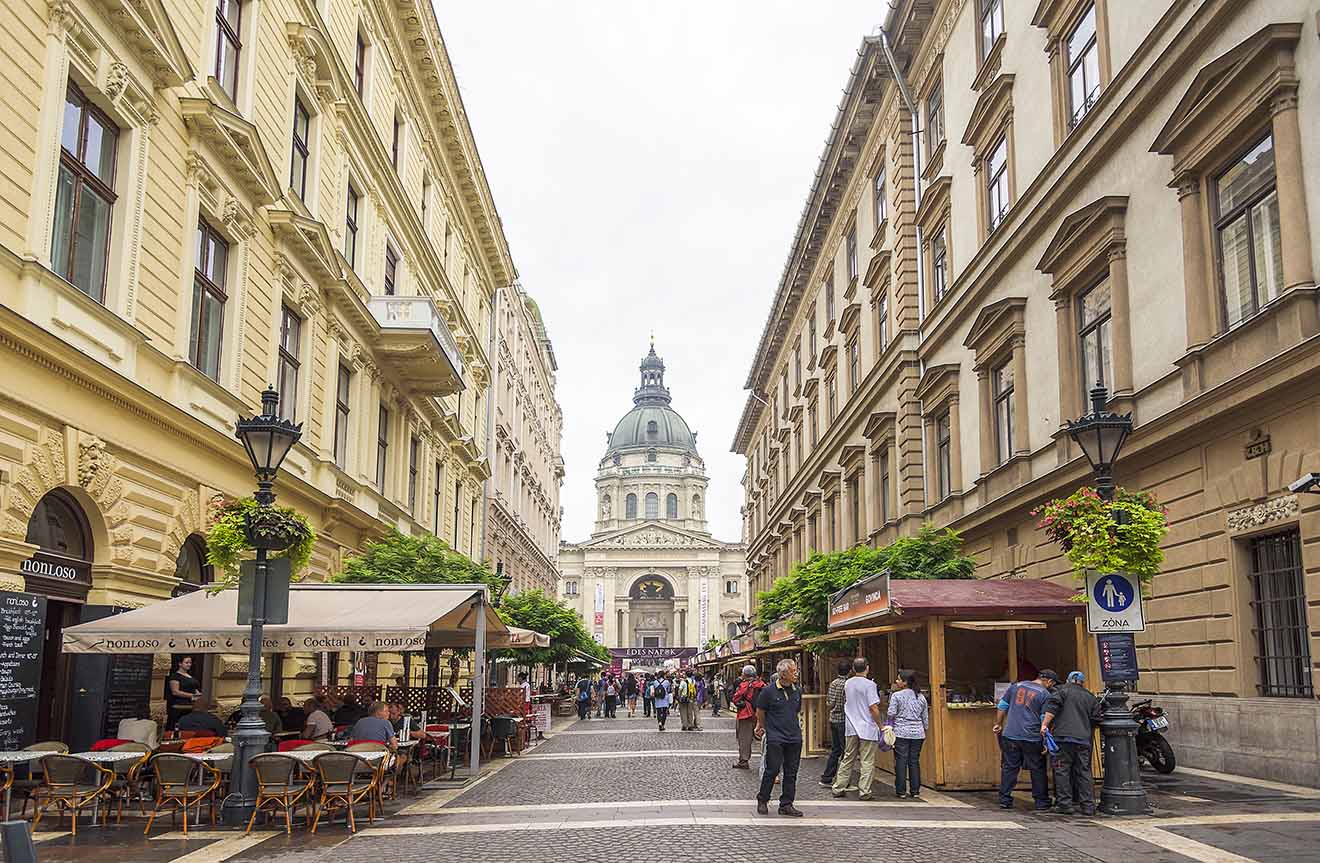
xmin=609 ymin=647 xmax=697 ymax=667
xmin=21 ymin=552 xmax=91 ymax=601
xmin=828 ymin=570 xmax=891 ymax=629
xmin=1245 ymin=435 xmax=1271 ymax=460
xmin=767 ymin=617 xmax=796 ymax=645
xmin=0 ymin=591 xmax=46 ymax=750
xmin=1098 ymin=633 xmax=1140 ymax=683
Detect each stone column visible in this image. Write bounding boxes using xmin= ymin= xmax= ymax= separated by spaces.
xmin=865 ymin=454 xmax=880 ymax=541
xmin=840 ymin=481 xmax=854 ymax=548
xmin=1176 ymin=175 xmax=1214 ymax=349
xmin=1107 ymin=246 xmax=1134 ymax=398
xmin=1010 ymin=336 xmax=1030 ymax=456
xmin=1270 ymin=89 xmax=1314 ymax=290
xmin=948 ymin=398 xmax=963 ymax=494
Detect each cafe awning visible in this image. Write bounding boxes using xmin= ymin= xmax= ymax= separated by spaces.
xmin=61 ymin=583 xmax=509 ymax=654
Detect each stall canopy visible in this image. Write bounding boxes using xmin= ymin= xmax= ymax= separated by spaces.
xmin=61 ymin=583 xmax=519 ymax=654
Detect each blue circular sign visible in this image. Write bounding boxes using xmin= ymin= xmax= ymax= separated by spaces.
xmin=1093 ymin=575 xmax=1133 ymax=612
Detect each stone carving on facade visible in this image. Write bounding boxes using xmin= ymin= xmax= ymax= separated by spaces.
xmin=1226 ymin=495 xmax=1299 ymax=533
xmin=2 ymin=430 xmax=66 ymax=540
xmin=594 ymin=527 xmax=718 ymax=550
xmin=159 ymin=487 xmax=205 ymax=576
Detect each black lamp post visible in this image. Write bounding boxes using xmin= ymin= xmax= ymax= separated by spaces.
xmin=1065 ymin=382 xmax=1146 ymax=816
xmin=222 ymin=386 xmax=301 ymax=825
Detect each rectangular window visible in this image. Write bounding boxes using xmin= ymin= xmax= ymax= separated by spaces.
xmin=827 ymin=375 xmax=838 ymax=422
xmin=1066 ymin=3 xmax=1100 ymax=128
xmin=926 ymin=83 xmax=945 ymax=155
xmin=725 ymin=580 xmax=738 ymax=595
xmin=931 ymin=228 xmax=948 ymax=303
xmin=408 ymin=435 xmax=419 ymax=511
xmin=566 ymin=581 xmax=578 ymax=597
xmin=794 ymin=426 xmax=802 ymax=466
xmin=825 ymin=283 xmax=835 ymax=324
xmin=1078 ymin=280 xmax=1112 ymax=398
xmin=345 ymin=183 xmax=360 ymax=268
xmin=794 ymin=342 xmax=802 ymax=388
xmin=808 ymin=315 xmax=817 ymax=358
xmin=277 ymin=306 xmax=301 ymax=420
xmin=992 ymin=360 xmax=1014 ymax=466
xmin=334 ymin=365 xmax=351 ymax=468
xmin=846 ymin=226 xmax=858 ymax=282
xmin=355 ymin=32 xmax=367 ymax=97
xmin=1247 ymin=530 xmax=1313 ymax=697
xmin=874 ymin=167 xmax=887 ymax=226
xmin=781 ymin=370 xmax=789 ymax=409
xmin=987 ymin=135 xmax=1009 ymax=232
xmin=981 ymin=0 xmax=1004 ymax=59
xmin=847 ymin=338 xmax=859 ymax=394
xmin=52 ymin=83 xmax=118 ymax=303
xmin=384 ymin=244 xmax=398 ymax=295
xmin=421 ymin=172 xmax=431 ymax=229
xmin=189 ymin=219 xmax=228 ymax=380
xmin=808 ymin=403 xmax=818 ymax=447
xmin=877 ymin=291 xmax=889 ymax=354
xmin=879 ymin=450 xmax=890 ymax=523
xmin=1215 ymin=135 xmax=1282 ymax=329
xmin=214 ymin=0 xmax=242 ymax=103
xmin=432 ymin=461 xmax=443 ymax=534
xmin=453 ymin=480 xmax=461 ymax=546
xmin=290 ymin=97 xmax=310 ymax=200
xmin=936 ymin=411 xmax=952 ymax=500
xmin=392 ymin=112 xmax=403 ymax=169
xmin=376 ymin=405 xmax=389 ymax=493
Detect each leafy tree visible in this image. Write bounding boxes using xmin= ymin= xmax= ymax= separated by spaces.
xmin=497 ymin=589 xmax=608 ymax=665
xmin=335 ymin=529 xmax=507 ymax=595
xmin=702 ymin=635 xmax=719 ymax=651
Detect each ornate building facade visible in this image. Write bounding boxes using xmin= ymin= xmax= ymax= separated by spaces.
xmin=486 ymin=284 xmax=564 ymax=595
xmin=559 ymin=345 xmax=747 ymax=649
xmin=734 ymin=0 xmax=1320 ymax=784
xmin=0 ymin=0 xmax=512 ymax=746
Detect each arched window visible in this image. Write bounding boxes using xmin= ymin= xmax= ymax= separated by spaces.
xmin=666 ymin=493 xmax=678 ymax=519
xmin=600 ymin=494 xmax=611 ymax=519
xmin=174 ymin=535 xmax=213 ymax=595
xmin=25 ymin=491 xmax=90 ymax=560
xmin=646 ymin=420 xmax=658 ymax=439
xmin=727 ymin=622 xmax=739 ymax=639
xmin=646 ymin=448 xmax=657 ymax=463
xmin=692 ymin=494 xmax=702 ymax=519
xmin=625 ymin=494 xmax=637 ymax=519
xmin=645 ymin=492 xmax=659 ymax=519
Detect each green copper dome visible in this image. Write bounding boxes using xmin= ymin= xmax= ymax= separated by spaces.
xmin=605 ymin=344 xmax=699 ymax=457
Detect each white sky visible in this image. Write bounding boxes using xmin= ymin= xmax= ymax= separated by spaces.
xmin=435 ymin=2 xmax=885 ymax=543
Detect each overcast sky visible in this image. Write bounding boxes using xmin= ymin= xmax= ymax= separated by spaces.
xmin=435 ymin=2 xmax=885 ymax=543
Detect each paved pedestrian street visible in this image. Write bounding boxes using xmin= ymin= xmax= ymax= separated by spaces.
xmin=12 ymin=715 xmax=1320 ymax=863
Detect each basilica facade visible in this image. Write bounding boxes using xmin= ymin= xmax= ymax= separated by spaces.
xmin=558 ymin=345 xmax=747 ymax=651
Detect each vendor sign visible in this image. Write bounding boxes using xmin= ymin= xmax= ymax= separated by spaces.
xmin=828 ymin=570 xmax=892 ymax=629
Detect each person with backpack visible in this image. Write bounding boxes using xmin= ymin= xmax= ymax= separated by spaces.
xmin=624 ymin=673 xmax=640 ymax=717
xmin=604 ymin=674 xmax=620 ymax=719
xmin=575 ymin=675 xmax=594 ymax=721
xmin=708 ymin=671 xmax=723 ymax=717
xmin=651 ymin=671 xmax=673 ymax=731
xmin=642 ymin=673 xmax=655 ymax=717
xmin=676 ymin=668 xmax=701 ymax=731
xmin=730 ymin=665 xmax=764 ymax=769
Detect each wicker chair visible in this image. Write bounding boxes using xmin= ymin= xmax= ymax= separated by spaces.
xmin=143 ymin=753 xmax=221 ymax=835
xmin=245 ymin=753 xmax=313 ymax=835
xmin=29 ymin=754 xmax=114 ymax=836
xmin=294 ymin=742 xmax=335 ymax=751
xmin=13 ymin=741 xmax=69 ymax=819
xmin=309 ymin=752 xmax=376 ymax=833
xmin=345 ymin=742 xmax=389 ymax=810
xmin=103 ymin=743 xmax=151 ymax=824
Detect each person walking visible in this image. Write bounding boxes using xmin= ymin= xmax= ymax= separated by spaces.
xmin=593 ymin=675 xmax=606 ymax=719
xmin=642 ymin=673 xmax=654 ymax=717
xmin=994 ymin=669 xmax=1059 ymax=810
xmin=819 ymin=659 xmax=850 ymax=787
xmin=888 ymin=670 xmax=929 ymax=799
xmin=575 ymin=675 xmax=594 ymax=721
xmin=831 ymin=658 xmax=884 ymax=799
xmin=709 ymin=672 xmax=722 ymax=717
xmin=754 ymin=658 xmax=804 ymax=817
xmin=677 ymin=669 xmax=701 ymax=731
xmin=625 ymin=673 xmax=639 ymax=717
xmin=730 ymin=665 xmax=764 ymax=769
xmin=603 ymin=674 xmax=619 ymax=719
xmin=651 ymin=671 xmax=673 ymax=731
xmin=1041 ymin=671 xmax=1101 ymax=815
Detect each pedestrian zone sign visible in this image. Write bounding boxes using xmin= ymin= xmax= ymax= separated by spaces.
xmin=1085 ymin=571 xmax=1145 ymax=633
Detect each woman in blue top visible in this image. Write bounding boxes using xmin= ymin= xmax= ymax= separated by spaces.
xmin=651 ymin=673 xmax=673 ymax=731
xmin=886 ymin=670 xmax=929 ymax=799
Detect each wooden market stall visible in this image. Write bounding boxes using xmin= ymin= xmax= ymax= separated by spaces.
xmin=807 ymin=574 xmax=1094 ymax=790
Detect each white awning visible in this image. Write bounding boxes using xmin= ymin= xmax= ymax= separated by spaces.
xmin=61 ymin=583 xmax=508 ymax=654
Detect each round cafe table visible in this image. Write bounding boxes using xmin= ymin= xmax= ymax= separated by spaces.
xmin=0 ymin=751 xmax=46 ymax=821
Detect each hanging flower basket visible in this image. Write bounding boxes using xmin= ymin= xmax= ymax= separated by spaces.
xmin=1031 ymin=486 xmax=1169 ymax=589
xmin=204 ymin=495 xmax=315 ymax=588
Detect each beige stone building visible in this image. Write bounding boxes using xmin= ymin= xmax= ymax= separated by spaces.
xmin=734 ymin=0 xmax=1320 ymax=784
xmin=485 ymin=284 xmax=564 ymax=596
xmin=0 ymin=0 xmax=515 ymax=747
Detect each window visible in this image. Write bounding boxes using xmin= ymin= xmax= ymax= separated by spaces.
xmin=825 ymin=284 xmax=835 ymax=324
xmin=877 ymin=291 xmax=889 ymax=354
xmin=931 ymin=228 xmax=948 ymax=303
xmin=849 ymin=477 xmax=861 ymax=544
xmin=808 ymin=403 xmax=818 ymax=447
xmin=214 ymin=0 xmax=242 ymax=103
xmin=432 ymin=461 xmax=443 ymax=534
xmin=646 ymin=448 xmax=657 ymax=463
xmin=992 ymin=361 xmax=1014 ymax=465
xmin=981 ymin=0 xmax=1004 ymax=59
xmin=565 ymin=581 xmax=579 ymax=597
xmin=874 ymin=167 xmax=887 ymax=226
xmin=794 ymin=426 xmax=803 ymax=465
xmin=392 ymin=112 xmax=403 ymax=169
xmin=290 ymin=97 xmax=310 ymax=200
xmin=666 ymin=493 xmax=678 ymax=519
xmin=421 ymin=172 xmax=431 ymax=229
xmin=645 ymin=492 xmax=659 ymax=519
xmin=1078 ymin=280 xmax=1112 ymax=396
xmin=53 ymin=83 xmax=118 ymax=302
xmin=625 ymin=494 xmax=637 ymax=519
xmin=846 ymin=226 xmax=858 ymax=282
xmin=794 ymin=343 xmax=802 ymax=387
xmin=1066 ymin=3 xmax=1101 ymax=128
xmin=1247 ymin=530 xmax=1312 ymax=697
xmin=334 ymin=365 xmax=351 ymax=468
xmin=344 ymin=183 xmax=360 ymax=268
xmin=827 ymin=375 xmax=838 ymax=421
xmin=189 ymin=219 xmax=228 ymax=380
xmin=1215 ymin=135 xmax=1281 ymax=328
xmin=780 ymin=371 xmax=789 ymax=408
xmin=277 ymin=306 xmax=301 ymax=419
xmin=646 ymin=420 xmax=658 ymax=439
xmin=935 ymin=411 xmax=952 ymax=500
xmin=376 ymin=405 xmax=389 ymax=493
xmin=926 ymin=83 xmax=945 ymax=155
xmin=407 ymin=436 xmax=419 ymax=511
xmin=384 ymin=244 xmax=398 ymax=295
xmin=847 ymin=338 xmax=860 ymax=394
xmin=452 ymin=480 xmax=461 ymax=546
xmin=987 ymin=136 xmax=1009 ymax=232
xmin=725 ymin=580 xmax=738 ymax=595
xmin=727 ymin=622 xmax=739 ymax=639
xmin=808 ymin=315 xmax=817 ymax=358
xmin=879 ymin=450 xmax=891 ymax=523
xmin=355 ymin=31 xmax=367 ymax=97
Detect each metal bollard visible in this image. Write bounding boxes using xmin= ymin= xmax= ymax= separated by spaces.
xmin=1 ymin=820 xmax=38 ymax=863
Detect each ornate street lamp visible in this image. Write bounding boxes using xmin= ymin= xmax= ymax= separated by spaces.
xmin=223 ymin=386 xmax=301 ymax=825
xmin=1065 ymin=381 xmax=1146 ymax=815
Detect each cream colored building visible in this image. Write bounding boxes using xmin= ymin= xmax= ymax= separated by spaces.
xmin=560 ymin=345 xmax=747 ymax=651
xmin=734 ymin=0 xmax=1320 ymax=784
xmin=0 ymin=0 xmax=514 ymax=747
xmin=485 ymin=284 xmax=564 ymax=596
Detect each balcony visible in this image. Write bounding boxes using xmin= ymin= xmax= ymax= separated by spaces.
xmin=367 ymin=296 xmax=465 ymax=396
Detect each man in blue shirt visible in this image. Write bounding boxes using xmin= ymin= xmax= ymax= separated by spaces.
xmin=652 ymin=672 xmax=673 ymax=731
xmin=993 ymin=669 xmax=1058 ymax=810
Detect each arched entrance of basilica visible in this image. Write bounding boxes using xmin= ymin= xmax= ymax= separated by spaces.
xmin=628 ymin=574 xmax=674 ymax=648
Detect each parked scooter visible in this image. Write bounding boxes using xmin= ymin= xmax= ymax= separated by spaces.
xmin=1132 ymin=698 xmax=1175 ymax=773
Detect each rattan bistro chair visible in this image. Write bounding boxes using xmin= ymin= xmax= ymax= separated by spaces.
xmin=143 ymin=753 xmax=221 ymax=835
xmin=246 ymin=753 xmax=313 ymax=835
xmin=309 ymin=752 xmax=376 ymax=833
xmin=29 ymin=754 xmax=114 ymax=836
xmin=104 ymin=743 xmax=151 ymax=824
xmin=13 ymin=741 xmax=69 ymax=819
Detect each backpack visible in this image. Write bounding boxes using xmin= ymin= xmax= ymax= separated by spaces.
xmin=650 ymin=681 xmax=667 ymax=701
xmin=677 ymin=679 xmax=693 ymax=704
xmin=577 ymin=680 xmax=591 ymax=702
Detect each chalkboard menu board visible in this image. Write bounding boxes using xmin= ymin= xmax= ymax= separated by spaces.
xmin=103 ymin=653 xmax=153 ymax=738
xmin=0 ymin=591 xmax=47 ymax=750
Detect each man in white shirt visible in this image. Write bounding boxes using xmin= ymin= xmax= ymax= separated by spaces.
xmin=518 ymin=672 xmax=533 ymax=713
xmin=832 ymin=657 xmax=885 ymax=801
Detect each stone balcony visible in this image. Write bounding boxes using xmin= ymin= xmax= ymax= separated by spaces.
xmin=367 ymin=295 xmax=464 ymax=396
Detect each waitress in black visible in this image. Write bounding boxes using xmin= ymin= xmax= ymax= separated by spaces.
xmin=165 ymin=656 xmax=203 ymax=730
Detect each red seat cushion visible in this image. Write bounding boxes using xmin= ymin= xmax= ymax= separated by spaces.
xmin=278 ymin=739 xmax=314 ymax=752
xmin=90 ymin=738 xmax=132 ymax=751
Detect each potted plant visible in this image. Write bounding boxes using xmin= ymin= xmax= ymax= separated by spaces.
xmin=1032 ymin=487 xmax=1169 ymax=590
xmin=204 ymin=495 xmax=315 ymax=589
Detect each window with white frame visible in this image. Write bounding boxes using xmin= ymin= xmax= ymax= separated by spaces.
xmin=935 ymin=410 xmax=952 ymax=500
xmin=847 ymin=338 xmax=860 ymax=394
xmin=334 ymin=364 xmax=351 ymax=468
xmin=277 ymin=306 xmax=301 ymax=419
xmin=376 ymin=405 xmax=389 ymax=493
xmin=53 ymin=82 xmax=118 ymax=303
xmin=931 ymin=228 xmax=949 ymax=303
xmin=874 ymin=166 xmax=887 ymax=226
xmin=214 ymin=0 xmax=242 ymax=103
xmin=432 ymin=461 xmax=443 ymax=534
xmin=1078 ymin=280 xmax=1112 ymax=398
xmin=666 ymin=493 xmax=678 ymax=519
xmin=992 ymin=360 xmax=1014 ymax=466
xmin=879 ymin=449 xmax=891 ymax=523
xmin=987 ymin=135 xmax=1009 ymax=232
xmin=290 ymin=97 xmax=310 ymax=200
xmin=344 ymin=182 xmax=361 ymax=268
xmin=1215 ymin=134 xmax=1282 ymax=329
xmin=565 ymin=580 xmax=579 ymax=597
xmin=725 ymin=580 xmax=738 ymax=595
xmin=926 ymin=83 xmax=945 ymax=156
xmin=190 ymin=218 xmax=228 ymax=380
xmin=645 ymin=492 xmax=659 ymax=519
xmin=877 ymin=290 xmax=889 ymax=354
xmin=1066 ymin=3 xmax=1101 ymax=128
xmin=981 ymin=0 xmax=1004 ymax=59
xmin=354 ymin=30 xmax=367 ymax=98
xmin=408 ymin=435 xmax=419 ymax=511
xmin=384 ymin=243 xmax=398 ymax=295
xmin=846 ymin=226 xmax=858 ymax=282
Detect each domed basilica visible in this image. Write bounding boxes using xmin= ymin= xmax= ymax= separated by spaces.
xmin=558 ymin=344 xmax=747 ymax=660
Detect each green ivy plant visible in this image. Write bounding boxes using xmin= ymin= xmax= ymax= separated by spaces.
xmin=205 ymin=496 xmax=315 ymax=589
xmin=1032 ymin=486 xmax=1168 ymax=587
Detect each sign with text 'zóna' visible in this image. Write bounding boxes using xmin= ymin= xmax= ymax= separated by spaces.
xmin=1085 ymin=571 xmax=1144 ymax=633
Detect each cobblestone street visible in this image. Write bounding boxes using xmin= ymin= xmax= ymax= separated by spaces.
xmin=14 ymin=714 xmax=1320 ymax=863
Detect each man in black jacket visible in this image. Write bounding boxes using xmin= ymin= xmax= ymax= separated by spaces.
xmin=1040 ymin=671 xmax=1101 ymax=815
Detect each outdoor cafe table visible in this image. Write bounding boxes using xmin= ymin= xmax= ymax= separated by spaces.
xmin=0 ymin=751 xmax=46 ymax=821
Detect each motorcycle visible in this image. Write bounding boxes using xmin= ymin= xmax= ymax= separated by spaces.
xmin=1131 ymin=698 xmax=1176 ymax=773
